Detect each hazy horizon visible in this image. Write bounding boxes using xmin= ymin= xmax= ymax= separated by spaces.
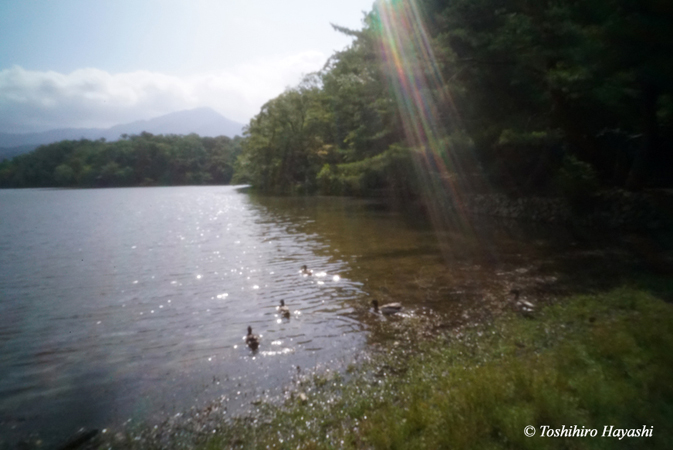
xmin=0 ymin=107 xmax=243 ymax=135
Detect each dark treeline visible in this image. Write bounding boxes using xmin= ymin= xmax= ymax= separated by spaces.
xmin=0 ymin=132 xmax=242 ymax=188
xmin=234 ymin=0 xmax=673 ymax=201
xmin=2 ymin=0 xmax=671 ymax=198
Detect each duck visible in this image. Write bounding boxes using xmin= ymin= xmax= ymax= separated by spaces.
xmin=510 ymin=289 xmax=535 ymax=316
xmin=279 ymin=299 xmax=291 ymax=318
xmin=372 ymin=299 xmax=403 ymax=315
xmin=300 ymin=265 xmax=313 ymax=276
xmin=245 ymin=326 xmax=260 ymax=350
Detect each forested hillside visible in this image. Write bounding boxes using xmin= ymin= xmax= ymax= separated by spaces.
xmin=0 ymin=133 xmax=242 ymax=188
xmin=234 ymin=0 xmax=673 ymax=200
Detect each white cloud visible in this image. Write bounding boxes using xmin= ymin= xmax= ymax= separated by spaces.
xmin=0 ymin=51 xmax=327 ymax=134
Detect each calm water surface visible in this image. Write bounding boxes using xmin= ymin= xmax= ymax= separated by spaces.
xmin=0 ymin=186 xmax=649 ymax=447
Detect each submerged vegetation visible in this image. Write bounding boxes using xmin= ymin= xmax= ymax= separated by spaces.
xmin=86 ymin=283 xmax=673 ymax=449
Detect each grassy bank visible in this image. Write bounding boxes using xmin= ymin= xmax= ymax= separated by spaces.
xmin=100 ymin=284 xmax=673 ymax=449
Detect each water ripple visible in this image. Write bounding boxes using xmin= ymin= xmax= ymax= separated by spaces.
xmin=0 ymin=186 xmax=366 ymax=447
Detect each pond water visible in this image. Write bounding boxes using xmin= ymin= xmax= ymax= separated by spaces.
xmin=0 ymin=186 xmax=658 ymax=447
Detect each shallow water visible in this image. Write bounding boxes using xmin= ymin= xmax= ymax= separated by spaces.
xmin=0 ymin=186 xmax=662 ymax=447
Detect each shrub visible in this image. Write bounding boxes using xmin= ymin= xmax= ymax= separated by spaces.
xmin=556 ymin=154 xmax=599 ymax=210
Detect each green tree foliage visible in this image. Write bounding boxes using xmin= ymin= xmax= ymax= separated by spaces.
xmin=431 ymin=0 xmax=673 ymax=191
xmin=0 ymin=133 xmax=242 ymax=188
xmin=235 ymin=14 xmax=413 ymax=197
xmin=233 ymin=77 xmax=329 ymax=193
xmin=236 ymin=0 xmax=672 ymax=198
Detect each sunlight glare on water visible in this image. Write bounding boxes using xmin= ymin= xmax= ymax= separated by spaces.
xmin=0 ymin=186 xmax=366 ymax=447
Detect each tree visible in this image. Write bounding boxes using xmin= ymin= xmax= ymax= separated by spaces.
xmin=53 ymin=164 xmax=75 ymax=186
xmin=0 ymin=133 xmax=244 ymax=188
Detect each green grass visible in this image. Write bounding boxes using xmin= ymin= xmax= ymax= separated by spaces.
xmin=100 ymin=286 xmax=673 ymax=449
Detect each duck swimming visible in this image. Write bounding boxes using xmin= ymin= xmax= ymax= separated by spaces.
xmin=245 ymin=326 xmax=260 ymax=350
xmin=300 ymin=265 xmax=313 ymax=276
xmin=510 ymin=288 xmax=535 ymax=316
xmin=279 ymin=299 xmax=291 ymax=318
xmin=372 ymin=299 xmax=403 ymax=315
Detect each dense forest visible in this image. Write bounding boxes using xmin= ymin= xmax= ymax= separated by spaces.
xmin=1 ymin=0 xmax=671 ymax=200
xmin=0 ymin=133 xmax=242 ymax=188
xmin=234 ymin=0 xmax=673 ymax=202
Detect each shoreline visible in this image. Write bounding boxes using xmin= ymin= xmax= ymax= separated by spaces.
xmin=65 ymin=278 xmax=673 ymax=449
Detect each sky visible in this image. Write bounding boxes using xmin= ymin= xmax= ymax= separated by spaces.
xmin=0 ymin=0 xmax=374 ymax=134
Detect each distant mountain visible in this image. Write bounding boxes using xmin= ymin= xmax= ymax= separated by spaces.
xmin=0 ymin=144 xmax=39 ymax=161
xmin=0 ymin=108 xmax=245 ymax=158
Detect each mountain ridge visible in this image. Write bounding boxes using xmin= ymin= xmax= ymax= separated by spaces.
xmin=0 ymin=108 xmax=245 ymax=153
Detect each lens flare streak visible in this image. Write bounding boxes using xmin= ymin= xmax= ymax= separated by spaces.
xmin=375 ymin=0 xmax=475 ymax=241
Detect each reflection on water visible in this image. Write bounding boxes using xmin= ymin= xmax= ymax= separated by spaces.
xmin=0 ymin=186 xmax=661 ymax=447
xmin=246 ymin=195 xmax=536 ymax=319
xmin=246 ymin=194 xmax=663 ymax=336
xmin=0 ymin=187 xmax=368 ymax=447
